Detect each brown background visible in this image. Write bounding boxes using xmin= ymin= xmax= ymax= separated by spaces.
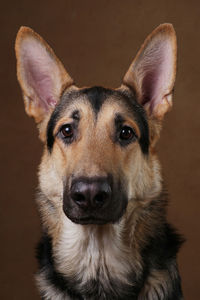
xmin=1 ymin=0 xmax=200 ymax=299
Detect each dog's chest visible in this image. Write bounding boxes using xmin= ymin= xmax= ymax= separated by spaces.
xmin=53 ymin=219 xmax=140 ymax=298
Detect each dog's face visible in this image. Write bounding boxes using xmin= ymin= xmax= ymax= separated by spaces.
xmin=15 ymin=24 xmax=176 ymax=225
xmin=42 ymin=86 xmax=149 ymax=224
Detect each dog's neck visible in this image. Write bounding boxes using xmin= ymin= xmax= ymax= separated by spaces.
xmin=53 ymin=212 xmax=142 ymax=287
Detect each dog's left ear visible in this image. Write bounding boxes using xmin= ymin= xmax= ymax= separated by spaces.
xmin=123 ymin=23 xmax=177 ymax=120
xmin=15 ymin=26 xmax=74 ymax=123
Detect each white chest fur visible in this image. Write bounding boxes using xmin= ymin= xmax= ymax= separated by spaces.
xmin=54 ymin=217 xmax=140 ymax=288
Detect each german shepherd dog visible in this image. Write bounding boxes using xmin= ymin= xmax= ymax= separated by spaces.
xmin=15 ymin=24 xmax=183 ymax=299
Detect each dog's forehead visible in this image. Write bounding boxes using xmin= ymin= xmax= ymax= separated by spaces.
xmin=60 ymin=86 xmax=140 ymax=117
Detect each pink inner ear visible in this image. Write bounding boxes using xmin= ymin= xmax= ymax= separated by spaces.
xmin=140 ymin=40 xmax=174 ymax=111
xmin=21 ymin=38 xmax=58 ymax=110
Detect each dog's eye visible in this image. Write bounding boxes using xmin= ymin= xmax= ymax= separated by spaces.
xmin=119 ymin=126 xmax=136 ymax=141
xmin=60 ymin=124 xmax=74 ymax=139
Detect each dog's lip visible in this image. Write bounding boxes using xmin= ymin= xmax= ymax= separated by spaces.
xmin=63 ymin=206 xmax=109 ymax=224
xmin=68 ymin=215 xmax=109 ymax=225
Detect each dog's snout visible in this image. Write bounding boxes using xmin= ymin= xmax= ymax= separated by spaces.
xmin=70 ymin=179 xmax=111 ymax=209
xmin=63 ymin=175 xmax=126 ymax=224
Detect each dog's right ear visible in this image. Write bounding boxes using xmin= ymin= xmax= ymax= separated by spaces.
xmin=15 ymin=27 xmax=73 ymax=123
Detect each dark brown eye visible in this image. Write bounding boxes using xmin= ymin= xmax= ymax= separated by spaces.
xmin=60 ymin=124 xmax=74 ymax=138
xmin=119 ymin=126 xmax=135 ymax=141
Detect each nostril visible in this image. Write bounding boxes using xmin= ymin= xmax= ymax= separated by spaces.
xmin=94 ymin=191 xmax=110 ymax=207
xmin=71 ymin=192 xmax=86 ymax=206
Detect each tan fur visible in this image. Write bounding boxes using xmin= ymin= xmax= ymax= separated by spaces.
xmin=138 ymin=269 xmax=171 ymax=299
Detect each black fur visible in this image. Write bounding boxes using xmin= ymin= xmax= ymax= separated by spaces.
xmin=117 ymin=88 xmax=149 ymax=154
xmin=47 ymin=89 xmax=81 ymax=151
xmin=36 ymin=234 xmax=83 ymax=299
xmin=46 ymin=107 xmax=60 ymax=151
xmin=141 ymin=223 xmax=184 ymax=299
xmin=81 ymin=86 xmax=113 ymax=114
xmin=142 ymin=223 xmax=184 ymax=270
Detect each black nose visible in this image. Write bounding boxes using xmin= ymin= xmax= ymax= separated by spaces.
xmin=70 ymin=178 xmax=112 ymax=209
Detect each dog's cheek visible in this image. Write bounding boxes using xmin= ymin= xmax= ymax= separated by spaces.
xmin=125 ymin=149 xmax=144 ymax=200
xmin=38 ymin=149 xmax=64 ymax=204
xmin=124 ymin=148 xmax=162 ymax=201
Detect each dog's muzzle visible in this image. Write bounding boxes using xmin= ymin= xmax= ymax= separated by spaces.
xmin=63 ymin=176 xmax=127 ymax=225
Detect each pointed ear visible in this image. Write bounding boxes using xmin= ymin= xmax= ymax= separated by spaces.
xmin=15 ymin=26 xmax=73 ymax=123
xmin=123 ymin=24 xmax=177 ymax=120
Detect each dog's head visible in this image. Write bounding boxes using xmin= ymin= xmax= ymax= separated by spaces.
xmin=15 ymin=24 xmax=176 ymax=225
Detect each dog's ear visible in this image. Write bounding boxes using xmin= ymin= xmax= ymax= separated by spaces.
xmin=123 ymin=24 xmax=177 ymax=120
xmin=15 ymin=26 xmax=73 ymax=123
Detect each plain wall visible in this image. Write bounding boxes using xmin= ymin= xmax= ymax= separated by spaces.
xmin=1 ymin=0 xmax=200 ymax=299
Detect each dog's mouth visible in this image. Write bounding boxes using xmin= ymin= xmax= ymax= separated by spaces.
xmin=63 ymin=203 xmax=127 ymax=225
xmin=63 ymin=206 xmax=111 ymax=225
xmin=67 ymin=215 xmax=109 ymax=225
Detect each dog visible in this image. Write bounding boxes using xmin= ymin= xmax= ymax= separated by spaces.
xmin=15 ymin=23 xmax=183 ymax=299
